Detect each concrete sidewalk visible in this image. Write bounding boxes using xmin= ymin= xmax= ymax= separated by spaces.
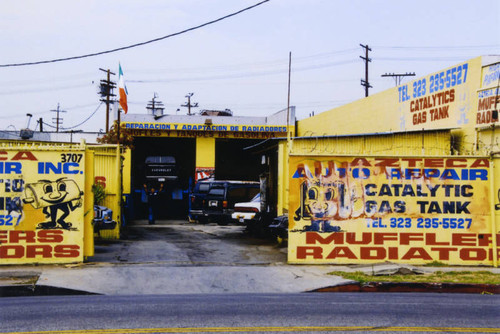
xmin=0 ymin=263 xmax=353 ymax=295
xmin=1 ymin=261 xmax=500 ymax=296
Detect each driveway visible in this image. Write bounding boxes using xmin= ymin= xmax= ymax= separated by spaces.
xmin=28 ymin=220 xmax=350 ymax=295
xmin=90 ymin=220 xmax=287 ymax=265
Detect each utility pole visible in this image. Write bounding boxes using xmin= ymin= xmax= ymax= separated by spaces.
xmin=99 ymin=68 xmax=116 ymax=133
xmin=146 ymin=93 xmax=165 ymax=118
xmin=51 ymin=103 xmax=66 ymax=132
xmin=181 ymin=93 xmax=198 ymax=115
xmin=360 ymin=44 xmax=372 ymax=97
xmin=382 ymin=72 xmax=416 ymax=86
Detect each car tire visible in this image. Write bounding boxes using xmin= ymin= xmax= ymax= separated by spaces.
xmin=216 ymin=217 xmax=229 ymax=226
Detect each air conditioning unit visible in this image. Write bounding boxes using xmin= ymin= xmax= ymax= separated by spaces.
xmin=19 ymin=129 xmax=34 ymax=140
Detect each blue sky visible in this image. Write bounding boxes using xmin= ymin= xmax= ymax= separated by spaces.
xmin=0 ymin=0 xmax=499 ymax=133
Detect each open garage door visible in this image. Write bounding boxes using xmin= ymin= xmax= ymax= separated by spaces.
xmin=215 ymin=139 xmax=262 ymax=181
xmin=131 ymin=137 xmax=195 ymax=220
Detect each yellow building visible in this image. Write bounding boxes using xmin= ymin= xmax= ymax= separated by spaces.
xmin=286 ymin=55 xmax=500 ymax=266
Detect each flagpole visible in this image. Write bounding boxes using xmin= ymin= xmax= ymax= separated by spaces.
xmin=117 ymin=108 xmax=121 ymax=145
xmin=287 ymin=51 xmax=291 ymax=153
xmin=117 ymin=63 xmax=128 ymax=144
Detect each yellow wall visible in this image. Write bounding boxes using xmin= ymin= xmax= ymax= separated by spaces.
xmin=288 ymin=155 xmax=499 ymax=266
xmin=277 ymin=132 xmax=451 ymax=219
xmin=196 ymin=137 xmax=215 ymax=168
xmin=122 ymin=148 xmax=132 ymax=194
xmin=286 ymin=56 xmax=500 ymax=266
xmin=298 ymin=90 xmax=400 ymax=137
xmin=297 ymin=57 xmax=484 ymax=155
xmin=477 ymin=60 xmax=500 ymax=129
xmin=89 ymin=144 xmax=122 ymax=240
xmin=475 ymin=61 xmax=500 ymax=155
xmin=291 ymin=131 xmax=451 ymax=157
xmin=0 ymin=142 xmax=89 ymax=265
xmin=277 ymin=141 xmax=289 ymax=216
xmin=84 ymin=150 xmax=95 ymax=258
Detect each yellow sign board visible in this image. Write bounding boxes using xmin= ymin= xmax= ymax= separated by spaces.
xmin=399 ymin=59 xmax=478 ymax=130
xmin=0 ymin=149 xmax=85 ymax=264
xmin=476 ymin=62 xmax=500 ymax=127
xmin=123 ymin=122 xmax=290 ymax=139
xmin=288 ymin=156 xmax=499 ymax=265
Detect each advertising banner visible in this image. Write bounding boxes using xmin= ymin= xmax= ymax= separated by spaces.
xmin=0 ymin=149 xmax=85 ymax=264
xmin=195 ymin=167 xmax=215 ymax=182
xmin=476 ymin=62 xmax=500 ymax=127
xmin=123 ymin=122 xmax=289 ymax=139
xmin=398 ymin=59 xmax=479 ymax=131
xmin=288 ymin=155 xmax=499 ymax=265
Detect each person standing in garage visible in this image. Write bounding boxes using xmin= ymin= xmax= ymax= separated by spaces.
xmin=143 ymin=183 xmax=164 ymax=225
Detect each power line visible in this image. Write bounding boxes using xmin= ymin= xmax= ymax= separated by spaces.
xmin=43 ymin=102 xmax=103 ymax=131
xmin=0 ymin=83 xmax=91 ymax=95
xmin=129 ymin=59 xmax=359 ymax=83
xmin=374 ymin=44 xmax=500 ymax=50
xmin=60 ymin=102 xmax=103 ymax=130
xmin=376 ymin=56 xmax=482 ymax=62
xmin=0 ymin=0 xmax=270 ymax=68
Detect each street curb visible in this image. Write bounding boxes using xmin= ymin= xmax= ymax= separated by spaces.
xmin=0 ymin=285 xmax=100 ymax=298
xmin=310 ymin=282 xmax=500 ymax=294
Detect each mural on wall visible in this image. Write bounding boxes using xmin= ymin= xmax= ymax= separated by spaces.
xmin=23 ymin=178 xmax=83 ymax=230
xmin=0 ymin=150 xmax=85 ymax=264
xmin=292 ymin=162 xmax=364 ymax=233
xmin=289 ymin=156 xmax=499 ymax=266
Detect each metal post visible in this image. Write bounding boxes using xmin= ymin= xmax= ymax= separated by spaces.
xmin=287 ymin=52 xmax=292 ymax=152
xmin=489 ymin=159 xmax=498 ymax=267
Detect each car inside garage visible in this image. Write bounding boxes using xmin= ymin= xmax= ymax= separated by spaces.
xmin=131 ymin=137 xmax=196 ymax=219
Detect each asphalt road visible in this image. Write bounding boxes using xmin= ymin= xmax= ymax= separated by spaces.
xmin=1 ymin=293 xmax=499 ymax=333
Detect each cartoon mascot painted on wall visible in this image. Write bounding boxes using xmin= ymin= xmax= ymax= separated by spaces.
xmin=293 ymin=162 xmax=365 ymax=233
xmin=22 ymin=177 xmax=83 ymax=230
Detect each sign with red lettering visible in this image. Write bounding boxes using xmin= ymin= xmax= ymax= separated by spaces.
xmin=0 ymin=149 xmax=85 ymax=264
xmin=398 ymin=60 xmax=477 ymax=131
xmin=288 ymin=156 xmax=499 ymax=265
xmin=476 ymin=62 xmax=500 ymax=127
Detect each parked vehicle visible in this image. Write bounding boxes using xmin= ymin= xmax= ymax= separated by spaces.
xmin=93 ymin=205 xmax=117 ymax=234
xmin=189 ymin=180 xmax=219 ymax=223
xmin=269 ymin=214 xmax=288 ymax=245
xmin=204 ymin=181 xmax=260 ymax=225
xmin=231 ymin=193 xmax=261 ymax=224
xmin=144 ymin=156 xmax=178 ymax=183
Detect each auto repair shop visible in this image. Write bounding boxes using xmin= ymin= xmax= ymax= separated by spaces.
xmin=3 ymin=55 xmax=500 ymax=267
xmin=121 ymin=108 xmax=294 ymax=220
